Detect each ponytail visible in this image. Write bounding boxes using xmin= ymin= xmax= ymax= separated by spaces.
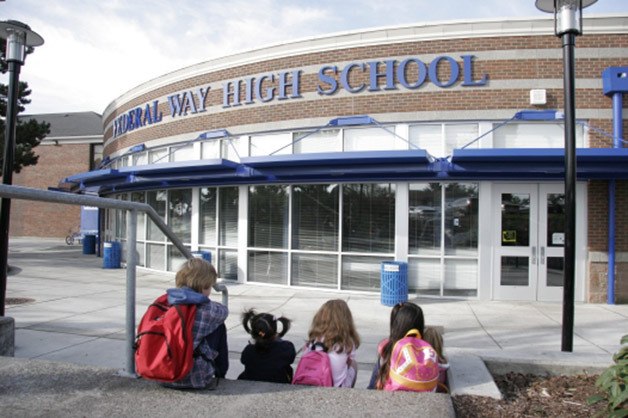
xmin=276 ymin=316 xmax=291 ymax=338
xmin=241 ymin=308 xmax=292 ymax=351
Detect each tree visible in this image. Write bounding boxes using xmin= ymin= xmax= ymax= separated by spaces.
xmin=0 ymin=42 xmax=49 ymax=174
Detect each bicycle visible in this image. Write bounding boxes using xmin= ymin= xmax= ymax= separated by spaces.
xmin=65 ymin=229 xmax=83 ymax=246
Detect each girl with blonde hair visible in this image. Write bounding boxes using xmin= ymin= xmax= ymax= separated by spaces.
xmin=304 ymin=299 xmax=361 ymax=387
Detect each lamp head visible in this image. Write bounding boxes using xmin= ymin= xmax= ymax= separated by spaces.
xmin=0 ymin=20 xmax=44 ymax=64
xmin=535 ymin=0 xmax=598 ymax=36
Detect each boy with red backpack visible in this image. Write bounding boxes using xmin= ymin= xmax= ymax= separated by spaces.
xmin=135 ymin=258 xmax=228 ymax=389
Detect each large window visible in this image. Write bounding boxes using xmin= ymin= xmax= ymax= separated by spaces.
xmin=408 ymin=182 xmax=479 ymax=297
xmin=292 ymin=184 xmax=339 ymax=251
xmin=342 ymin=183 xmax=395 ymax=253
xmin=248 ymin=185 xmax=289 ymax=249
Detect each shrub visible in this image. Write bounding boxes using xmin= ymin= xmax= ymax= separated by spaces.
xmin=587 ymin=334 xmax=628 ymax=417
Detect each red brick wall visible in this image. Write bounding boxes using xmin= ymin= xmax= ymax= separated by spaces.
xmin=10 ymin=143 xmax=91 ymax=238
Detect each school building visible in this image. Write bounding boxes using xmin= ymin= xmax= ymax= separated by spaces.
xmin=60 ymin=15 xmax=628 ymax=303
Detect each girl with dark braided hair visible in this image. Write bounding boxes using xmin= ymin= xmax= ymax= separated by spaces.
xmin=238 ymin=309 xmax=296 ymax=383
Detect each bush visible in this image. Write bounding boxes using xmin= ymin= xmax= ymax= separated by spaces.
xmin=587 ymin=334 xmax=628 ymax=417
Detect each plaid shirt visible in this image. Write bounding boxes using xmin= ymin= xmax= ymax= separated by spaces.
xmin=166 ymin=299 xmax=228 ymax=389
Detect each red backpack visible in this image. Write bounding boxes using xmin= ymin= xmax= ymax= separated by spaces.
xmin=134 ymin=294 xmax=197 ymax=382
xmin=292 ymin=342 xmax=333 ymax=387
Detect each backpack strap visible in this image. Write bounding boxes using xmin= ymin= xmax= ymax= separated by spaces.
xmin=405 ymin=328 xmax=422 ymax=339
xmin=310 ymin=341 xmax=328 ymax=352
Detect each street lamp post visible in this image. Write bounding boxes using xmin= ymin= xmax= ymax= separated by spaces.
xmin=0 ymin=21 xmax=44 ymax=316
xmin=535 ymin=0 xmax=597 ymax=352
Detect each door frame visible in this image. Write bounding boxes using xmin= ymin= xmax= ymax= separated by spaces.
xmin=489 ymin=182 xmax=587 ymax=302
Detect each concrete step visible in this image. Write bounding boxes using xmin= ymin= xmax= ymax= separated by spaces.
xmin=0 ymin=356 xmax=456 ymax=417
xmin=447 ymin=353 xmax=502 ymax=399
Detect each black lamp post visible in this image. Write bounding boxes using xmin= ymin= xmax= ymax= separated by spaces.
xmin=534 ymin=0 xmax=597 ymax=352
xmin=0 ymin=21 xmax=44 ymax=316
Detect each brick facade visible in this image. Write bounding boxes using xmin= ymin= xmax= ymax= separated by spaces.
xmin=10 ymin=143 xmax=91 ymax=238
xmin=97 ymin=17 xmax=628 ymax=302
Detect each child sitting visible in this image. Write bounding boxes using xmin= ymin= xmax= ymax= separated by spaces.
xmin=238 ymin=309 xmax=296 ymax=383
xmin=303 ymin=299 xmax=361 ymax=388
xmin=163 ymin=258 xmax=228 ymax=389
xmin=371 ymin=301 xmax=439 ymax=392
xmin=423 ymin=326 xmax=449 ymax=392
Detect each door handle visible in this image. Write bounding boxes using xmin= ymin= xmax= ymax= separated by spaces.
xmin=531 ymin=246 xmax=537 ymax=265
xmin=540 ymin=246 xmax=545 ymax=265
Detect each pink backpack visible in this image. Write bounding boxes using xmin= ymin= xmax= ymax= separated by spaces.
xmin=384 ymin=328 xmax=439 ymax=392
xmin=292 ymin=342 xmax=333 ymax=387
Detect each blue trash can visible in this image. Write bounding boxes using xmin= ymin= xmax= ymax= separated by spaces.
xmin=103 ymin=241 xmax=121 ymax=269
xmin=82 ymin=235 xmax=96 ymax=255
xmin=381 ymin=261 xmax=408 ymax=307
xmin=192 ymin=250 xmax=212 ymax=263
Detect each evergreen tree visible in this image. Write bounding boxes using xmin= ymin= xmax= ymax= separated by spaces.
xmin=0 ymin=43 xmax=49 ymax=174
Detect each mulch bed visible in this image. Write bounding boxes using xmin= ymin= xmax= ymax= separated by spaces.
xmin=452 ymin=372 xmax=604 ymax=417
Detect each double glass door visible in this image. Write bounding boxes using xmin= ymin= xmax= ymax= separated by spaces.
xmin=493 ymin=184 xmax=567 ymax=301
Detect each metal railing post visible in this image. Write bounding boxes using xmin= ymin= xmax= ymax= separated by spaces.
xmin=125 ymin=209 xmax=138 ymax=377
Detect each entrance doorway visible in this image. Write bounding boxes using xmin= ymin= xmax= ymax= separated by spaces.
xmin=492 ymin=184 xmax=575 ymax=301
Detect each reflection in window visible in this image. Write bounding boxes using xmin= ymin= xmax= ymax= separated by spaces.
xmin=292 ymin=184 xmax=339 ymax=251
xmin=219 ymin=187 xmax=238 ymax=247
xmin=131 ymin=192 xmax=146 ymax=241
xmin=501 ymin=256 xmax=529 ymax=286
xmin=218 ymin=249 xmax=238 ymax=281
xmin=547 ymin=193 xmax=565 ymax=248
xmin=248 ymin=185 xmax=289 ymax=249
xmin=344 ymin=127 xmax=397 ymax=151
xmin=171 ymin=144 xmax=195 ymax=162
xmin=409 ymin=183 xmax=441 ymax=255
xmin=200 ymin=187 xmax=217 ymax=245
xmin=547 ymin=257 xmax=564 ymax=287
xmin=341 ymin=255 xmax=391 ymax=291
xmin=293 ymin=129 xmax=341 ymax=154
xmin=168 ymin=189 xmax=192 ymax=243
xmin=147 ymin=190 xmax=166 ymax=241
xmin=342 ymin=183 xmax=395 ymax=253
xmin=445 ymin=184 xmax=478 ymax=255
xmin=501 ymin=193 xmax=530 ymax=247
xmin=248 ymin=251 xmax=287 ymax=284
xmin=292 ymin=253 xmax=337 ymax=289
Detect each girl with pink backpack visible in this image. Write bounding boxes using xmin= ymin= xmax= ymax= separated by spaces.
xmin=294 ymin=299 xmax=361 ymax=388
xmin=370 ymin=302 xmax=441 ymax=392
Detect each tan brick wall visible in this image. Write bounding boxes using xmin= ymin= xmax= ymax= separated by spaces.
xmin=10 ymin=143 xmax=91 ymax=238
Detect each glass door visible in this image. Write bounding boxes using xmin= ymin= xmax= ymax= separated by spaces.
xmin=493 ymin=185 xmax=538 ymax=300
xmin=493 ymin=184 xmax=567 ymax=301
xmin=537 ymin=184 xmax=565 ymax=301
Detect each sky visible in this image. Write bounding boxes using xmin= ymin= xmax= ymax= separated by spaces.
xmin=1 ymin=0 xmax=626 ymax=115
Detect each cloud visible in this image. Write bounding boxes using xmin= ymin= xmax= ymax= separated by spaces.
xmin=1 ymin=0 xmax=625 ymax=114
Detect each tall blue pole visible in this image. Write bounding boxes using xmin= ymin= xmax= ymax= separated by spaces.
xmin=607 ymin=92 xmax=623 ymax=305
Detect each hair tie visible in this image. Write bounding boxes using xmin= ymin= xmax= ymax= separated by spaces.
xmin=258 ymin=331 xmax=265 ymax=337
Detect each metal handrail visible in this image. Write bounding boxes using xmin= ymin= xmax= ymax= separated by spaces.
xmin=0 ymin=184 xmax=228 ymax=376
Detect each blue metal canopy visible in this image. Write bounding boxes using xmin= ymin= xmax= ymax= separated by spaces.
xmin=60 ymin=148 xmax=628 ymax=194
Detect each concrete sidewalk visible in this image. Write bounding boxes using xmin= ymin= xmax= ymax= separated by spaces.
xmin=2 ymin=236 xmax=627 ymax=415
